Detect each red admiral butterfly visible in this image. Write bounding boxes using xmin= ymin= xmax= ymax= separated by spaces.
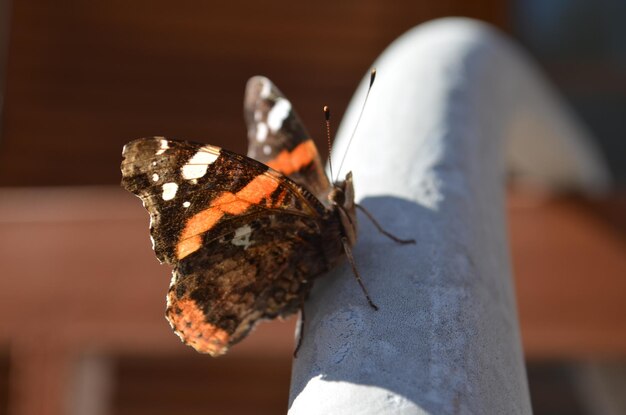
xmin=121 ymin=73 xmax=413 ymax=356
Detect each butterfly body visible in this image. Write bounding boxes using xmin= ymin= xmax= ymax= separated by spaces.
xmin=121 ymin=77 xmax=358 ymax=356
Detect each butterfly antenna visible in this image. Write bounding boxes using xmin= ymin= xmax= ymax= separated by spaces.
xmin=337 ymin=68 xmax=376 ymax=178
xmin=324 ymin=105 xmax=335 ymax=182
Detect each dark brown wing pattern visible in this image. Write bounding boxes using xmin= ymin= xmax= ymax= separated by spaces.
xmin=121 ymin=137 xmax=342 ymax=355
xmin=121 ymin=137 xmax=326 ymax=263
xmin=244 ymin=76 xmax=331 ymax=199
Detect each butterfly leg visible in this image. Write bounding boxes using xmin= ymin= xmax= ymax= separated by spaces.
xmin=293 ymin=297 xmax=306 ymax=358
xmin=341 ymin=237 xmax=379 ymax=311
xmin=355 ymin=204 xmax=416 ymax=244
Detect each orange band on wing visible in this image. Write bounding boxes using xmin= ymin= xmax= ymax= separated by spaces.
xmin=166 ymin=297 xmax=230 ymax=356
xmin=176 ymin=173 xmax=281 ymax=259
xmin=222 ymin=174 xmax=278 ymax=213
xmin=266 ymin=139 xmax=317 ymax=176
xmin=177 ymin=235 xmax=204 ymax=260
xmin=212 ymin=192 xmax=251 ymax=215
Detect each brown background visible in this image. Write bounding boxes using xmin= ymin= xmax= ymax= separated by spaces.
xmin=0 ymin=0 xmax=508 ymax=186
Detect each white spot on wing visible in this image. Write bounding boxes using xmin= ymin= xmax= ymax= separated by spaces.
xmin=152 ymin=173 xmax=159 ymax=182
xmin=181 ymin=146 xmax=219 ymax=180
xmin=231 ymin=225 xmax=253 ymax=249
xmin=149 ymin=235 xmax=156 ymax=250
xmin=156 ymin=139 xmax=169 ymax=155
xmin=147 ymin=205 xmax=153 ymax=228
xmin=162 ymin=182 xmax=178 ymax=201
xmin=267 ymin=98 xmax=291 ymax=132
xmin=256 ymin=123 xmax=268 ymax=142
xmin=166 ymin=271 xmax=178 ymax=309
xmin=169 ymin=272 xmax=177 ymax=288
xmin=263 ymin=144 xmax=272 ymax=155
xmin=260 ymin=79 xmax=271 ymax=98
xmin=183 ymin=201 xmax=190 ymax=208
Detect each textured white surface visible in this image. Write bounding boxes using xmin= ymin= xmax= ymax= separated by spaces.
xmin=289 ymin=18 xmax=608 ymax=414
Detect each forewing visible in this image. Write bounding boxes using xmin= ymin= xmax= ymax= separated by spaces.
xmin=121 ymin=137 xmax=326 ymax=264
xmin=244 ymin=76 xmax=331 ymax=198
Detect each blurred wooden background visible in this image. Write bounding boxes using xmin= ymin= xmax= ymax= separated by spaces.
xmin=0 ymin=0 xmax=507 ymax=186
xmin=1 ymin=1 xmax=625 ymax=415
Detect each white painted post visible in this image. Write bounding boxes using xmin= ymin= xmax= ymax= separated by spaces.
xmin=289 ymin=18 xmax=609 ymax=414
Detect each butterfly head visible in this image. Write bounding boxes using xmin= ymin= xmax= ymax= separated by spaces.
xmin=328 ymin=171 xmax=357 ymax=246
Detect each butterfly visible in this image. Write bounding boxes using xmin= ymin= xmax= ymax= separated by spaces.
xmin=121 ymin=73 xmax=413 ymax=356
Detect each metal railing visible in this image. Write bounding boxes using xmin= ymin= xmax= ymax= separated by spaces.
xmin=289 ymin=18 xmax=609 ymax=414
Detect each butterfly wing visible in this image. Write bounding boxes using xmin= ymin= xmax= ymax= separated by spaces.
xmin=121 ymin=137 xmax=340 ymax=355
xmin=244 ymin=76 xmax=331 ymax=199
xmin=165 ymin=211 xmax=339 ymax=355
xmin=121 ymin=137 xmax=327 ymax=263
